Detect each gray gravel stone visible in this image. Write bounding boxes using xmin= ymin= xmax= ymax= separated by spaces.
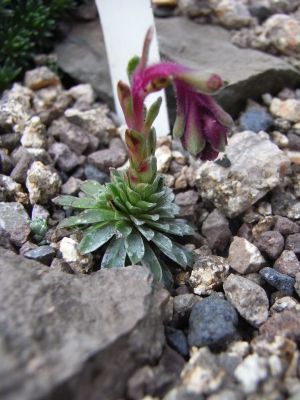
xmin=172 ymin=294 xmax=201 ymax=326
xmin=188 ymin=296 xmax=238 ymax=349
xmin=271 ymin=190 xmax=296 ymax=218
xmin=286 ymin=233 xmax=300 ymax=256
xmin=0 ymin=248 xmax=168 ymax=400
xmin=259 ymin=267 xmax=295 ymax=295
xmin=274 ymin=250 xmax=300 ymax=277
xmin=23 ymin=245 xmax=56 ymax=266
xmin=0 ymin=132 xmax=20 ymax=150
xmin=87 ymin=145 xmax=127 ymax=172
xmin=228 ymin=236 xmax=266 ymax=274
xmin=224 ymin=274 xmax=269 ymax=327
xmin=273 ymin=215 xmax=300 ymax=235
xmin=166 ymin=327 xmax=189 ymax=358
xmin=260 ymin=309 xmax=300 ymax=342
xmin=10 ymin=151 xmax=33 ymax=184
xmin=83 ymin=164 xmax=109 ymax=183
xmin=201 ymin=209 xmax=231 ymax=252
xmin=58 ymin=121 xmax=90 ymax=155
xmin=0 ymin=202 xmax=30 ymax=246
xmin=254 ymin=230 xmax=284 ymax=260
xmin=0 ymin=150 xmax=13 ymax=175
xmin=49 ymin=142 xmax=83 ymax=172
xmin=293 ymin=272 xmax=300 ymax=298
xmin=64 ymin=106 xmax=114 ymax=144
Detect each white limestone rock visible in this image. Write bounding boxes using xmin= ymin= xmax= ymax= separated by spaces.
xmin=26 ymin=161 xmax=61 ymax=204
xmin=196 ymin=131 xmax=290 ymax=217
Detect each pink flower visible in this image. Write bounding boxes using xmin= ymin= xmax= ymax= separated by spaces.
xmin=118 ymin=28 xmax=233 ymax=161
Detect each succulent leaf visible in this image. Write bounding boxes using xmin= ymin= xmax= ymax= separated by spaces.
xmin=141 ymin=241 xmax=163 ymax=282
xmin=125 ymin=231 xmax=145 ymax=264
xmin=101 ymin=238 xmax=126 ymax=269
xmin=127 ymin=55 xmax=140 ymax=82
xmin=145 ymin=97 xmax=162 ymax=131
xmin=136 ymin=225 xmax=155 ymax=241
xmin=79 ymin=224 xmax=115 ymax=255
xmin=53 ymin=195 xmax=99 ymax=209
xmin=80 ymin=180 xmax=103 ymax=198
xmin=115 ymin=220 xmax=132 ymax=237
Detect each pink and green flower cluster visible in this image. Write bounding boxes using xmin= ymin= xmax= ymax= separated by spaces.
xmin=118 ymin=28 xmax=233 ymax=181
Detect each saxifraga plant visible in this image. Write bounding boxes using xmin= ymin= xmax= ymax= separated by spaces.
xmin=54 ymin=28 xmax=232 ymax=285
xmin=0 ymin=0 xmax=77 ymax=91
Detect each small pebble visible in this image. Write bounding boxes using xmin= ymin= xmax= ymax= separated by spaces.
xmin=189 ymin=255 xmax=230 ymax=295
xmin=274 ymin=250 xmax=300 ymax=277
xmin=228 ymin=236 xmax=266 ymax=274
xmin=201 ymin=209 xmax=231 ymax=252
xmin=286 ymin=233 xmax=300 ymax=255
xmin=273 ymin=216 xmax=300 ymax=236
xmin=260 ymin=309 xmax=300 ymax=342
xmin=188 ymin=296 xmax=238 ymax=349
xmin=254 ymin=230 xmax=284 ymax=260
xmin=224 ymin=274 xmax=269 ymax=327
xmin=239 ymin=103 xmax=273 ymax=133
xmin=165 ymin=327 xmax=189 ymax=358
xmin=24 ymin=245 xmax=55 ymax=266
xmin=259 ymin=267 xmax=295 ymax=295
xmin=83 ymin=164 xmax=109 ymax=183
xmin=271 ymin=296 xmax=299 ymax=314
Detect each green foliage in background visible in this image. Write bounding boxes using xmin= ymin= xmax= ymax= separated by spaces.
xmin=0 ymin=0 xmax=77 ymax=91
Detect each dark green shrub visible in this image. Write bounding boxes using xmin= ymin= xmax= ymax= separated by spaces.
xmin=0 ymin=0 xmax=77 ymax=91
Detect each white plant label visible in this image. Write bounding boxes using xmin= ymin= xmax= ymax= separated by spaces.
xmin=96 ymin=0 xmax=170 ymax=136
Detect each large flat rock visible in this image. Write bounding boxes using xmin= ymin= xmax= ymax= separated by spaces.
xmin=156 ymin=18 xmax=300 ymax=116
xmin=0 ymin=249 xmax=168 ymax=400
xmin=55 ymin=18 xmax=300 ymax=117
xmin=55 ymin=20 xmax=112 ymax=106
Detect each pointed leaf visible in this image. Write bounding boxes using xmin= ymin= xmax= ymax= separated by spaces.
xmin=147 ymin=221 xmax=183 ymax=236
xmin=129 ymin=215 xmax=145 ymax=226
xmin=126 ymin=186 xmax=141 ymax=205
xmin=136 ymin=200 xmax=156 ymax=210
xmin=127 ymin=55 xmax=140 ymax=81
xmin=174 ymin=219 xmax=194 ymax=235
xmin=152 ymin=231 xmax=173 ymax=252
xmin=80 ymin=180 xmax=103 ymax=198
xmin=58 ymin=209 xmax=117 ymax=228
xmin=148 ymin=190 xmax=165 ymax=203
xmin=145 ymin=97 xmax=162 ymax=130
xmin=115 ymin=220 xmax=132 ymax=237
xmin=152 ymin=232 xmax=188 ymax=268
xmin=53 ymin=195 xmax=99 ymax=209
xmin=125 ymin=231 xmax=145 ymax=264
xmin=173 ymin=114 xmax=185 ymax=140
xmin=140 ymin=213 xmax=160 ymax=222
xmin=140 ymin=27 xmax=153 ymax=70
xmin=137 ymin=225 xmax=155 ymax=241
xmin=79 ymin=224 xmax=115 ymax=255
xmin=117 ymin=81 xmax=133 ymax=123
xmin=147 ymin=127 xmax=156 ymax=155
xmin=141 ymin=242 xmax=162 ymax=282
xmin=174 ymin=243 xmax=195 ymax=267
xmin=101 ymin=237 xmax=126 ymax=268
